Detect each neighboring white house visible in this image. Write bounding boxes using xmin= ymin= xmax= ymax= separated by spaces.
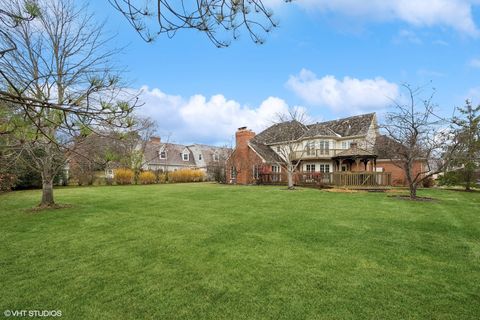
xmin=142 ymin=140 xmax=231 ymax=175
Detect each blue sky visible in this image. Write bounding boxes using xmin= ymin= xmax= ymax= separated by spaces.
xmin=90 ymin=0 xmax=480 ymax=145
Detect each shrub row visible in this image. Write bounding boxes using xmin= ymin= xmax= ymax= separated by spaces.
xmin=168 ymin=169 xmax=205 ymax=183
xmin=113 ymin=168 xmax=205 ymax=185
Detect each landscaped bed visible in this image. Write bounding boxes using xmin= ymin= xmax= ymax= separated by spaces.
xmin=1 ymin=184 xmax=479 ymax=319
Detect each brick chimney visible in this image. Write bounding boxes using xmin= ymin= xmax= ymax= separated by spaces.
xmin=235 ymin=127 xmax=255 ymax=149
xmin=150 ymin=136 xmax=161 ymax=144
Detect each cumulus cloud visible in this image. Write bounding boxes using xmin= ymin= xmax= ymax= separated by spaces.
xmin=290 ymin=0 xmax=480 ymax=36
xmin=286 ymin=69 xmax=399 ymax=114
xmin=135 ymin=86 xmax=296 ymax=145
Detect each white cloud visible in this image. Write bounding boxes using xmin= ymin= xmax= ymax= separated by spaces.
xmin=286 ymin=69 xmax=399 ymax=114
xmin=469 ymin=58 xmax=480 ymax=68
xmin=293 ymin=0 xmax=480 ymax=36
xmin=135 ymin=86 xmax=295 ymax=145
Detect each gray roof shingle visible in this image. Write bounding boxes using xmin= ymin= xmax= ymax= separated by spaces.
xmin=248 ymin=140 xmax=284 ymax=163
xmin=252 ymin=120 xmax=308 ymax=144
xmin=304 ymin=113 xmax=375 ymax=138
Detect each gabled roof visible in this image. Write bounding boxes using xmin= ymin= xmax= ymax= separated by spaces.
xmin=252 ymin=120 xmax=308 ymax=144
xmin=374 ymin=134 xmax=408 ymax=159
xmin=300 ymin=124 xmax=338 ymax=138
xmin=333 ymin=145 xmax=376 ymax=159
xmin=146 ymin=142 xmax=196 ymax=166
xmin=248 ymin=140 xmax=284 ymax=163
xmin=304 ymin=113 xmax=375 ymax=138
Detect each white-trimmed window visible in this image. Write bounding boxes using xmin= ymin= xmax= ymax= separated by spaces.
xmin=271 ymin=165 xmax=280 ymax=173
xmin=341 ymin=141 xmax=348 ymax=149
xmin=306 ymin=164 xmax=316 ymax=172
xmin=198 ymin=154 xmax=202 ymax=161
xmin=213 ymin=153 xmax=220 ymax=161
xmin=159 ymin=151 xmax=167 ymax=159
xmin=306 ymin=141 xmax=316 ymax=156
xmin=182 ymin=152 xmax=189 ymax=161
xmin=320 ymin=164 xmax=330 ymax=173
xmin=319 ymin=141 xmax=330 ymax=155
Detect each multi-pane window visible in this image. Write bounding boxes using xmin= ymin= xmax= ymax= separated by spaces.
xmin=213 ymin=153 xmax=220 ymax=161
xmin=341 ymin=141 xmax=348 ymax=149
xmin=306 ymin=164 xmax=316 ymax=172
xmin=306 ymin=141 xmax=316 ymax=156
xmin=231 ymin=166 xmax=237 ymax=179
xmin=320 ymin=164 xmax=330 ymax=173
xmin=319 ymin=141 xmax=330 ymax=155
xmin=182 ymin=153 xmax=189 ymax=161
xmin=271 ymin=165 xmax=280 ymax=182
xmin=159 ymin=151 xmax=166 ymax=159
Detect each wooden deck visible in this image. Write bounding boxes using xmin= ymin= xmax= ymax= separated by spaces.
xmin=257 ymin=172 xmax=392 ymax=189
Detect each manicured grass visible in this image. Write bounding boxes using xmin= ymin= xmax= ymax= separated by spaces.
xmin=0 ymin=184 xmax=479 ymax=319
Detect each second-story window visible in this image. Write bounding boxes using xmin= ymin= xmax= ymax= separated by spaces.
xmin=319 ymin=140 xmax=330 ymax=155
xmin=306 ymin=141 xmax=316 ymax=156
xmin=198 ymin=154 xmax=202 ymax=161
xmin=213 ymin=153 xmax=220 ymax=161
xmin=182 ymin=153 xmax=189 ymax=161
xmin=160 ymin=151 xmax=166 ymax=159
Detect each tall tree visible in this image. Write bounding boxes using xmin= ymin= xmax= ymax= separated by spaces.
xmin=0 ymin=0 xmax=138 ymax=207
xmin=108 ymin=0 xmax=284 ymax=47
xmin=381 ymin=84 xmax=457 ymax=199
xmin=451 ymin=100 xmax=480 ymax=190
xmin=274 ymin=108 xmax=309 ymax=190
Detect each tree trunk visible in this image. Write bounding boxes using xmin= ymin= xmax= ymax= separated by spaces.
xmin=40 ymin=173 xmax=55 ymax=207
xmin=405 ymin=163 xmax=417 ymax=199
xmin=287 ymin=170 xmax=294 ymax=189
xmin=409 ymin=183 xmax=417 ymax=199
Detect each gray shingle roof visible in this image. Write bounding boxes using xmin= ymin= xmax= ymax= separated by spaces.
xmin=146 ymin=143 xmax=196 ymax=166
xmin=333 ymin=145 xmax=376 ymax=158
xmin=252 ymin=120 xmax=308 ymax=144
xmin=374 ymin=135 xmax=407 ymax=159
xmin=305 ymin=113 xmax=375 ymax=138
xmin=249 ymin=140 xmax=284 ymax=163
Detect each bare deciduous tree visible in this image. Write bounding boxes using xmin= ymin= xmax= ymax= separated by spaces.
xmin=274 ymin=108 xmax=309 ymax=190
xmin=381 ymin=84 xmax=457 ymax=199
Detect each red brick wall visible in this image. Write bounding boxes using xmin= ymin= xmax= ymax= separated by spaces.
xmin=376 ymin=160 xmax=424 ymax=186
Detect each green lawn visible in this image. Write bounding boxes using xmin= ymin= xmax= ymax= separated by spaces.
xmin=1 ymin=184 xmax=479 ymax=319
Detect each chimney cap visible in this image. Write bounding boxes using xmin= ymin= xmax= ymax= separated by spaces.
xmin=238 ymin=126 xmax=247 ymax=131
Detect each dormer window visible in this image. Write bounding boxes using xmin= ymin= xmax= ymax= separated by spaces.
xmin=181 ymin=148 xmax=190 ymax=161
xmin=159 ymin=146 xmax=167 ymax=159
xmin=213 ymin=153 xmax=220 ymax=161
xmin=198 ymin=154 xmax=202 ymax=161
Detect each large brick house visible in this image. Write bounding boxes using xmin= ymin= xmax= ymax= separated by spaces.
xmin=226 ymin=113 xmax=425 ymax=186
